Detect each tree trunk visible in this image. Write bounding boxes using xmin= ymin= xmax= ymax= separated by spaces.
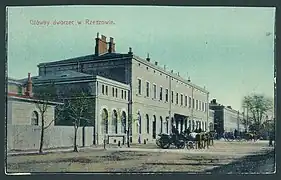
xmin=74 ymin=126 xmax=78 ymax=152
xmin=39 ymin=115 xmax=45 ymax=154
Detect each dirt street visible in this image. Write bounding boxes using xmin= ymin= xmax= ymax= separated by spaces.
xmin=6 ymin=140 xmax=274 ymax=173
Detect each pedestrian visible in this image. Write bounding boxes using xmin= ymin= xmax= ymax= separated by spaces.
xmin=269 ymin=131 xmax=273 ymax=146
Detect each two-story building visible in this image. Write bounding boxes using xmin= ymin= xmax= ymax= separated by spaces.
xmin=22 ymin=33 xmax=210 ymax=144
xmin=27 ymin=70 xmax=130 ymax=144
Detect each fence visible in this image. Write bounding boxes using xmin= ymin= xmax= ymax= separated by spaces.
xmin=7 ymin=125 xmax=94 ymax=151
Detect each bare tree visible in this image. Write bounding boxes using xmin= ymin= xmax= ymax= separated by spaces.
xmin=242 ymin=94 xmax=273 ymax=132
xmin=32 ymin=83 xmax=58 ymax=154
xmin=59 ymin=90 xmax=93 ymax=152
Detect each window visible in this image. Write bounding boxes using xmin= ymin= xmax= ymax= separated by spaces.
xmin=121 ymin=90 xmax=124 ymax=99
xmin=115 ymin=88 xmax=118 ymax=97
xmin=31 ymin=111 xmax=39 ymax=125
xmin=196 ymin=100 xmax=198 ymax=110
xmin=165 ymin=89 xmax=169 ymax=102
xmin=199 ymin=101 xmax=201 ymax=111
xmin=171 ymin=91 xmax=174 ymax=103
xmin=180 ymin=94 xmax=183 ymax=106
xmin=146 ymin=82 xmax=150 ymax=97
xmin=205 ymin=103 xmax=207 ymax=112
xmin=188 ymin=97 xmax=191 ymax=108
xmin=138 ymin=79 xmax=142 ymax=95
xmin=138 ymin=113 xmax=142 ymax=134
xmin=124 ymin=91 xmax=127 ymax=100
xmin=102 ymin=85 xmax=105 ymax=94
xmin=202 ymin=102 xmax=204 ymax=111
xmin=105 ymin=86 xmax=108 ymax=95
xmin=192 ymin=98 xmax=195 ymax=108
xmin=185 ymin=96 xmax=187 ymax=106
xmin=153 ymin=84 xmax=157 ymax=99
xmin=112 ymin=87 xmax=115 ymax=97
xmin=160 ymin=116 xmax=163 ymax=133
xmin=146 ymin=114 xmax=149 ymax=133
xmin=176 ymin=93 xmax=179 ymax=104
xmin=159 ymin=87 xmax=163 ymax=101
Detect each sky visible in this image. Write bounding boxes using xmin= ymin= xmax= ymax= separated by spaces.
xmin=7 ymin=6 xmax=275 ymax=111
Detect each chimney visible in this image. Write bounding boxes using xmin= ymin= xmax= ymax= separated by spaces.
xmin=95 ymin=33 xmax=108 ymax=56
xmin=164 ymin=65 xmax=166 ymax=70
xmin=171 ymin=70 xmax=173 ymax=73
xmin=25 ymin=73 xmax=33 ymax=97
xmin=146 ymin=53 xmax=150 ymax=62
xmin=177 ymin=72 xmax=180 ymax=76
xmin=128 ymin=47 xmax=133 ymax=55
xmin=187 ymin=77 xmax=191 ymax=82
xmin=108 ymin=37 xmax=115 ymax=53
xmin=155 ymin=61 xmax=158 ymax=66
xmin=211 ymin=99 xmax=217 ymax=104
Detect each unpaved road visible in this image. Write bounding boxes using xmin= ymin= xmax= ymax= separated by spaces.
xmin=6 ymin=140 xmax=275 ymax=173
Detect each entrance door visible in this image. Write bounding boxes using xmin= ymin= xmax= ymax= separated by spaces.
xmin=180 ymin=119 xmax=184 ymax=133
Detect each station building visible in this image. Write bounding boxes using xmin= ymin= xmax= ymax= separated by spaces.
xmin=19 ymin=33 xmax=211 ymax=144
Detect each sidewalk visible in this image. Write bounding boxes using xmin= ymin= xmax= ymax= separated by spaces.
xmin=7 ymin=143 xmax=156 ymax=156
xmin=7 ymin=146 xmax=103 ymax=156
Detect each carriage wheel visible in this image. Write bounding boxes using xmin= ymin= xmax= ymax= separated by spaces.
xmin=175 ymin=141 xmax=185 ymax=149
xmin=160 ymin=142 xmax=170 ymax=149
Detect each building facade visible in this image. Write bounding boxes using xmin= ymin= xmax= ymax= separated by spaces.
xmin=24 ymin=33 xmax=210 ymax=144
xmin=7 ymin=75 xmax=59 ymax=126
xmin=208 ymin=109 xmax=215 ymax=131
xmin=209 ymin=99 xmax=246 ymax=137
xmin=30 ymin=70 xmax=130 ymax=144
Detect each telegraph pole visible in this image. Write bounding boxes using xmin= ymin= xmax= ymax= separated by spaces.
xmin=246 ymin=105 xmax=249 ymax=131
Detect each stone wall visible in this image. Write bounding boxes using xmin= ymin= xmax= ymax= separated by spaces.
xmin=7 ymin=125 xmax=93 ymax=151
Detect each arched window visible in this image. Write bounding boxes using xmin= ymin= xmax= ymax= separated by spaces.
xmin=121 ymin=112 xmax=127 ymax=134
xmin=160 ymin=116 xmax=163 ymax=133
xmin=101 ymin=109 xmax=109 ymax=134
xmin=31 ymin=111 xmax=39 ymax=125
xmin=138 ymin=112 xmax=142 ymax=134
xmin=112 ymin=110 xmax=118 ymax=134
xmin=192 ymin=120 xmax=195 ymax=130
xmin=146 ymin=114 xmax=149 ymax=134
xmin=152 ymin=115 xmax=156 ymax=139
xmin=166 ymin=120 xmax=169 ymax=134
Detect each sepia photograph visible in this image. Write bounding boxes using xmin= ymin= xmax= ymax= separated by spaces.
xmin=6 ymin=5 xmax=276 ymax=174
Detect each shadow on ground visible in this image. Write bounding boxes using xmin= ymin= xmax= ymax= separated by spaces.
xmin=204 ymin=149 xmax=275 ymax=174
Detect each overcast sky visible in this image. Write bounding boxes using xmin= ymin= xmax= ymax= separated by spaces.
xmin=7 ymin=6 xmax=275 ymax=111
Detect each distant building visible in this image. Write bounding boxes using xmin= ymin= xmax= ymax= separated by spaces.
xmin=7 ymin=74 xmax=60 ymax=126
xmin=208 ymin=109 xmax=215 ymax=131
xmin=19 ymin=33 xmax=211 ymax=145
xmin=209 ymin=99 xmax=245 ymax=137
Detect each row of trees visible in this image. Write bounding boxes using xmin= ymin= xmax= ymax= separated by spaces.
xmin=241 ymin=93 xmax=275 ymax=138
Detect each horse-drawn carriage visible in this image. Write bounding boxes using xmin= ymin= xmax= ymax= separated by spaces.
xmin=223 ymin=131 xmax=259 ymax=142
xmin=156 ymin=128 xmax=215 ymax=150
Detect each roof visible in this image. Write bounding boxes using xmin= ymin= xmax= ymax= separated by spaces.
xmin=7 ymin=92 xmax=63 ymax=105
xmin=18 ymin=70 xmax=93 ymax=83
xmin=8 ymin=78 xmax=24 ymax=85
xmin=37 ymin=52 xmax=132 ymax=67
xmin=132 ymin=55 xmax=209 ymax=94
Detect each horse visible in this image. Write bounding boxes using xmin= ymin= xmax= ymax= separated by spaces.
xmin=244 ymin=132 xmax=258 ymax=142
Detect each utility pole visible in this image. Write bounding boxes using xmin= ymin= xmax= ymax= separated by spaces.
xmin=191 ymin=86 xmax=194 ymax=131
xmin=242 ymin=108 xmax=245 ymax=131
xmin=246 ymin=105 xmax=249 ymax=131
xmin=237 ymin=111 xmax=240 ymax=132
